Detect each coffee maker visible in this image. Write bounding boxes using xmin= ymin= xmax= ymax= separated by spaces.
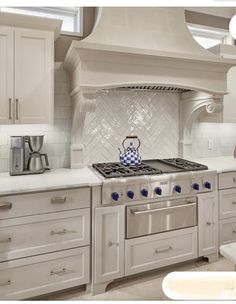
xmin=10 ymin=135 xmax=49 ymax=176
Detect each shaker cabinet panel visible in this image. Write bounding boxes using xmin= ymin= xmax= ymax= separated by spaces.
xmin=14 ymin=29 xmax=53 ymax=124
xmin=94 ymin=205 xmax=125 ymax=284
xmin=0 ymin=27 xmax=14 ymax=124
xmin=198 ymin=192 xmax=218 ymax=257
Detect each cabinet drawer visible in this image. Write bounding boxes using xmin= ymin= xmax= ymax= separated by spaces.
xmin=0 ymin=187 xmax=90 ymax=220
xmin=220 ymin=218 xmax=236 ymax=245
xmin=219 ymin=172 xmax=236 ymax=190
xmin=0 ymin=209 xmax=90 ymax=261
xmin=0 ymin=246 xmax=90 ymax=300
xmin=219 ymin=189 xmax=236 ymax=219
xmin=125 ymin=227 xmax=197 ymax=276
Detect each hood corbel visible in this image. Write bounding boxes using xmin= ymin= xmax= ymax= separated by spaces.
xmin=179 ymin=91 xmax=224 ymax=157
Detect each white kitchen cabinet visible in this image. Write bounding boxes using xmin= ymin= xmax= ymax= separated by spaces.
xmin=0 ymin=26 xmax=54 ymax=124
xmin=209 ymin=44 xmax=236 ymax=123
xmin=0 ymin=27 xmax=14 ymax=124
xmin=94 ymin=205 xmax=125 ymax=284
xmin=198 ymin=192 xmax=218 ymax=257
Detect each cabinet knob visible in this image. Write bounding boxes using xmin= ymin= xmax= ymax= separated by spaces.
xmin=206 ymin=221 xmax=212 ymax=226
xmin=232 ymin=201 xmax=236 ymax=205
xmin=108 ymin=241 xmax=119 ymax=247
xmin=233 ymin=230 xmax=236 ymax=234
xmin=233 ymin=177 xmax=236 ymax=182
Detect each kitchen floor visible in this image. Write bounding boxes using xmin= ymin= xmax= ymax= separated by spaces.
xmin=39 ymin=256 xmax=233 ymax=301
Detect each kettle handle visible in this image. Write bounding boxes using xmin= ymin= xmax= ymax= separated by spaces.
xmin=122 ymin=135 xmax=141 ymax=149
xmin=40 ymin=154 xmax=50 ymax=169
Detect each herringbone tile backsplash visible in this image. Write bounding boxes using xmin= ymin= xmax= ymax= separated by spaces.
xmin=83 ymin=90 xmax=180 ymax=164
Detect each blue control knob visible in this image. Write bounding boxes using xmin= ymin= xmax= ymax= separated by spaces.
xmin=192 ymin=183 xmax=200 ymax=191
xmin=174 ymin=185 xmax=182 ymax=193
xmin=155 ymin=187 xmax=162 ymax=196
xmin=111 ymin=192 xmax=119 ymax=201
xmin=204 ymin=182 xmax=211 ymax=189
xmin=141 ymin=189 xmax=149 ymax=197
xmin=127 ymin=190 xmax=134 ymax=199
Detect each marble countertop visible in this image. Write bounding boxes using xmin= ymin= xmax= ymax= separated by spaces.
xmin=192 ymin=156 xmax=236 ymax=173
xmin=0 ymin=167 xmax=102 ymax=196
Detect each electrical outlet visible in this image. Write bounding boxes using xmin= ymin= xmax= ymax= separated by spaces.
xmin=208 ymin=139 xmax=214 ymax=150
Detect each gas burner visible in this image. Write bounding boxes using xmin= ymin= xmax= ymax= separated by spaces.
xmin=92 ymin=162 xmax=162 ymax=178
xmin=160 ymin=158 xmax=208 ymax=171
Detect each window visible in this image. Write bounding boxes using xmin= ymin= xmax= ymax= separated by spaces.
xmin=187 ymin=24 xmax=229 ymax=49
xmin=0 ymin=7 xmax=83 ymax=36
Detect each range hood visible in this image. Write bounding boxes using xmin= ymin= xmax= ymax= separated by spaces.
xmin=64 ymin=7 xmax=236 ymax=168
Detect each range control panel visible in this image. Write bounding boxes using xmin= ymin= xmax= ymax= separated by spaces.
xmin=102 ymin=172 xmax=216 ymax=205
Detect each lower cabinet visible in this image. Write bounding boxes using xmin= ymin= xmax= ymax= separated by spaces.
xmin=0 ymin=247 xmax=90 ymax=300
xmin=125 ymin=227 xmax=197 ymax=276
xmin=94 ymin=205 xmax=125 ymax=284
xmin=220 ymin=217 xmax=236 ymax=245
xmin=198 ymin=192 xmax=218 ymax=256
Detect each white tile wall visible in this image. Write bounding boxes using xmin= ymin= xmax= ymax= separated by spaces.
xmin=190 ymin=122 xmax=236 ymax=158
xmin=0 ymin=63 xmax=72 ymax=172
xmin=83 ymin=90 xmax=180 ymax=164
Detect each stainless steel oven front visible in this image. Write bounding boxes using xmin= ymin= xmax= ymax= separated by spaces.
xmin=126 ymin=197 xmax=197 ymax=239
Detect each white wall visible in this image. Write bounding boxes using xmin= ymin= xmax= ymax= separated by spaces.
xmin=0 ymin=63 xmax=71 ymax=172
xmin=191 ymin=122 xmax=236 ymax=158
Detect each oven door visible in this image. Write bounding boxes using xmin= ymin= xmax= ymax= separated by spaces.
xmin=126 ymin=197 xmax=197 ymax=239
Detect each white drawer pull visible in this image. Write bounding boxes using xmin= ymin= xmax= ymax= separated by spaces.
xmin=0 ymin=280 xmax=11 ymax=287
xmin=108 ymin=241 xmax=119 ymax=247
xmin=206 ymin=221 xmax=212 ymax=226
xmin=155 ymin=246 xmax=172 ymax=254
xmin=0 ymin=237 xmax=11 ymax=243
xmin=51 ymin=196 xmax=67 ymax=204
xmin=50 ymin=229 xmax=77 ymax=235
xmin=50 ymin=268 xmax=75 ymax=276
xmin=0 ymin=202 xmax=12 ymax=210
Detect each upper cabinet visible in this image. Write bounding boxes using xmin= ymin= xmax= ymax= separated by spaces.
xmin=209 ymin=44 xmax=236 ymax=123
xmin=0 ymin=26 xmax=53 ymax=124
xmin=0 ymin=13 xmax=62 ymax=125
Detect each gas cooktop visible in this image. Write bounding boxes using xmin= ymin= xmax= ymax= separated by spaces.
xmin=92 ymin=158 xmax=208 ymax=178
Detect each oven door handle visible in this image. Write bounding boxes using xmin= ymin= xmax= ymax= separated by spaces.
xmin=131 ymin=202 xmax=196 ymax=215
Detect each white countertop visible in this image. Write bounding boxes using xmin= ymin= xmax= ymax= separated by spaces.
xmin=192 ymin=156 xmax=236 ymax=173
xmin=0 ymin=167 xmax=102 ymax=196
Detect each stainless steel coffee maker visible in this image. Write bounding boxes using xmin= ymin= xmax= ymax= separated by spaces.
xmin=10 ymin=135 xmax=49 ymax=175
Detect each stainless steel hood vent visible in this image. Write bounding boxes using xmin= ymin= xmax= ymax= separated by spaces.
xmin=113 ymin=86 xmax=191 ymax=92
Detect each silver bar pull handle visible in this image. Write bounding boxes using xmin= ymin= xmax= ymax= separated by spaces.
xmin=132 ymin=202 xmax=196 ymax=216
xmin=8 ymin=98 xmax=12 ymax=120
xmin=15 ymin=98 xmax=19 ymax=120
xmin=108 ymin=241 xmax=119 ymax=247
xmin=51 ymin=196 xmax=67 ymax=204
xmin=0 ymin=202 xmax=12 ymax=210
xmin=50 ymin=229 xmax=77 ymax=235
xmin=0 ymin=280 xmax=11 ymax=287
xmin=0 ymin=237 xmax=11 ymax=243
xmin=155 ymin=246 xmax=172 ymax=254
xmin=50 ymin=268 xmax=75 ymax=276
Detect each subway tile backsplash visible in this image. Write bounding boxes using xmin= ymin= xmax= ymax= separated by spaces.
xmin=0 ymin=63 xmax=72 ymax=172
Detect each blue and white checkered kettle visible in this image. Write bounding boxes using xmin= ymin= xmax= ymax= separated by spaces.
xmin=119 ymin=135 xmax=142 ymax=166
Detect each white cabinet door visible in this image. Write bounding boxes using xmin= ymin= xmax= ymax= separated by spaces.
xmin=0 ymin=27 xmax=14 ymax=124
xmin=198 ymin=192 xmax=218 ymax=256
xmin=94 ymin=205 xmax=124 ymax=283
xmin=14 ymin=29 xmax=53 ymax=124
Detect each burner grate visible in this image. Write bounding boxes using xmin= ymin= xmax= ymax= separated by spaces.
xmin=92 ymin=162 xmax=162 ymax=178
xmin=160 ymin=158 xmax=208 ymax=171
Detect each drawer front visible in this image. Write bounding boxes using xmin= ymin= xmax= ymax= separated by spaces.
xmin=0 ymin=187 xmax=90 ymax=220
xmin=125 ymin=227 xmax=197 ymax=276
xmin=219 ymin=172 xmax=236 ymax=190
xmin=0 ymin=209 xmax=90 ymax=261
xmin=219 ymin=189 xmax=236 ymax=219
xmin=220 ymin=218 xmax=236 ymax=245
xmin=0 ymin=246 xmax=90 ymax=300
